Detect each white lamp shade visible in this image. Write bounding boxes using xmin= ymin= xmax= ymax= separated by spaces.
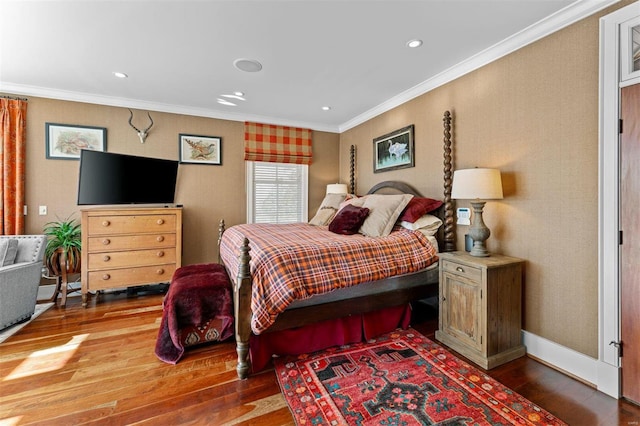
xmin=326 ymin=183 xmax=348 ymax=195
xmin=451 ymin=168 xmax=503 ymax=200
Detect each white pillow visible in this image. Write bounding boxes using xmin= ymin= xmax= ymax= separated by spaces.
xmin=400 ymin=214 xmax=443 ymax=236
xmin=354 ymin=194 xmax=413 ymax=237
xmin=309 ymin=193 xmax=348 ymax=226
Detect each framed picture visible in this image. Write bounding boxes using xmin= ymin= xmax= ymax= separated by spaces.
xmin=179 ymin=134 xmax=222 ymax=165
xmin=373 ymin=124 xmax=415 ymax=173
xmin=45 ymin=123 xmax=107 ymax=160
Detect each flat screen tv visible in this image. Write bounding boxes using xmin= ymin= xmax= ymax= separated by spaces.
xmin=77 ymin=150 xmax=179 ymax=205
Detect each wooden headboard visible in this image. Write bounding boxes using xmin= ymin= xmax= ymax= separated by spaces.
xmin=349 ymin=110 xmax=455 ymax=252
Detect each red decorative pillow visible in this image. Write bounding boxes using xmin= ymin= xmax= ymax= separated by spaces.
xmin=329 ymin=205 xmax=370 ymax=235
xmin=399 ymin=197 xmax=443 ymax=223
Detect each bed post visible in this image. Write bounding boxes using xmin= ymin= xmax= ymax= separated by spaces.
xmin=234 ymin=237 xmax=252 ymax=379
xmin=217 ymin=219 xmax=225 ymax=264
xmin=350 ymin=144 xmax=356 ymax=195
xmin=442 ymin=111 xmax=456 ymax=252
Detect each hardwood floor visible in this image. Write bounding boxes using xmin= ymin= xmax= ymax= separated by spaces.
xmin=1 ymin=292 xmax=639 ymax=425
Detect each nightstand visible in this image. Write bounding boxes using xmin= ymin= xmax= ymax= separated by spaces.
xmin=435 ymin=251 xmax=525 ymax=369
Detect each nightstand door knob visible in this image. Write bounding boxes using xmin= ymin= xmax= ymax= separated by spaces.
xmin=156 ymin=236 xmax=165 ymax=242
xmin=156 ymin=219 xmax=165 ymax=225
xmin=456 ymin=266 xmax=464 ymax=272
xmin=102 ymin=220 xmax=110 ymax=227
xmin=156 ymin=268 xmax=165 ymax=275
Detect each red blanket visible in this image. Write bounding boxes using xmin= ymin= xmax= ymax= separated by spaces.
xmin=155 ymin=264 xmax=234 ymax=364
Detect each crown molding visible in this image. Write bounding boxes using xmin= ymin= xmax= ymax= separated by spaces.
xmin=0 ymin=82 xmax=340 ymax=133
xmin=338 ymin=0 xmax=620 ymax=133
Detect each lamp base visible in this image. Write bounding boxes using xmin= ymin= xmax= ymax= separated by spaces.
xmin=468 ymin=200 xmax=492 ymax=257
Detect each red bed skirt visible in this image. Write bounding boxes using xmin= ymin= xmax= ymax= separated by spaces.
xmin=249 ymin=304 xmax=412 ymax=373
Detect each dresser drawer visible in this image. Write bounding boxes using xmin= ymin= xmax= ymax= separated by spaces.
xmin=87 ymin=264 xmax=176 ymax=290
xmin=87 ymin=233 xmax=176 ymax=252
xmin=442 ymin=259 xmax=482 ymax=281
xmin=88 ymin=248 xmax=176 ymax=269
xmin=87 ymin=214 xmax=177 ymax=235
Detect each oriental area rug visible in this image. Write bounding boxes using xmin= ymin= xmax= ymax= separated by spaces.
xmin=274 ymin=328 xmax=567 ymax=426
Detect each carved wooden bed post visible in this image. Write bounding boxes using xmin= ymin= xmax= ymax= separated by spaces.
xmin=442 ymin=111 xmax=456 ymax=252
xmin=350 ymin=144 xmax=356 ymax=195
xmin=234 ymin=238 xmax=252 ymax=379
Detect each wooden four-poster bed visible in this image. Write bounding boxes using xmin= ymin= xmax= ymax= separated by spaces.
xmin=219 ymin=111 xmax=455 ymax=379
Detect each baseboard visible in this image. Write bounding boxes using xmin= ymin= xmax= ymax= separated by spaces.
xmin=522 ymin=330 xmax=621 ymax=398
xmin=522 ymin=330 xmax=598 ymax=386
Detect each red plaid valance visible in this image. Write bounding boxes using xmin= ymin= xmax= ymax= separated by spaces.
xmin=244 ymin=122 xmax=312 ymax=165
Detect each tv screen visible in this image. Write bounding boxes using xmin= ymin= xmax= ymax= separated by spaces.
xmin=77 ymin=150 xmax=179 ymax=205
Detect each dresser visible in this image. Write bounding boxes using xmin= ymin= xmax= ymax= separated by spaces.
xmin=435 ymin=251 xmax=525 ymax=369
xmin=81 ymin=207 xmax=182 ymax=307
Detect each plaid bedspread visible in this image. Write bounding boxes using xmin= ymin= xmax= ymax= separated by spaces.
xmin=219 ymin=223 xmax=438 ymax=334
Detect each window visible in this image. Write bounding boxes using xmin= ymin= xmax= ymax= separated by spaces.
xmin=246 ymin=161 xmax=308 ymax=224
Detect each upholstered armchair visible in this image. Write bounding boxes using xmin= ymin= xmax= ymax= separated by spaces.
xmin=0 ymin=235 xmax=47 ymax=330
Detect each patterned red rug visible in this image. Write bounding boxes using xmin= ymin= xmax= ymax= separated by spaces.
xmin=274 ymin=328 xmax=567 ymax=425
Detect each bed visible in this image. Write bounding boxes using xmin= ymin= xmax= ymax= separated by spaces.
xmin=220 ymin=111 xmax=455 ymax=379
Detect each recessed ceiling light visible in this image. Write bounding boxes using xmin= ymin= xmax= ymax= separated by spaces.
xmin=221 ymin=94 xmax=246 ymax=101
xmin=406 ymin=39 xmax=423 ymax=48
xmin=113 ymin=72 xmax=128 ymax=78
xmin=217 ymin=98 xmax=237 ymax=106
xmin=233 ymin=91 xmax=244 ymax=97
xmin=322 ymin=106 xmax=331 ymax=111
xmin=233 ymin=58 xmax=263 ymax=72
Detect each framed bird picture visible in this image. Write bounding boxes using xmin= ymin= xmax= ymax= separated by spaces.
xmin=179 ymin=134 xmax=222 ymax=165
xmin=373 ymin=124 xmax=414 ymax=173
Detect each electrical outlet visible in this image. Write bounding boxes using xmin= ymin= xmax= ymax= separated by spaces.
xmin=39 ymin=205 xmax=47 ymax=215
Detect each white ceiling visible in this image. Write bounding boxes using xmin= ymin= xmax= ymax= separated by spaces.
xmin=0 ymin=1 xmax=616 ymax=133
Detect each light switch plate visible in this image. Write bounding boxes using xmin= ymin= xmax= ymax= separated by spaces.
xmin=456 ymin=207 xmax=471 ymax=225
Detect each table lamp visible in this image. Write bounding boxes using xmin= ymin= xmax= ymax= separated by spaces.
xmin=326 ymin=183 xmax=348 ymax=195
xmin=451 ymin=168 xmax=503 ymax=257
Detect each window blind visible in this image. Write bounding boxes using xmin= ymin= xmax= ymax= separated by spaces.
xmin=247 ymin=161 xmax=308 ymax=224
xmin=244 ymin=121 xmax=312 ymax=165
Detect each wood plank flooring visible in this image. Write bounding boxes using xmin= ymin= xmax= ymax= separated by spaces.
xmin=1 ymin=292 xmax=638 ymax=425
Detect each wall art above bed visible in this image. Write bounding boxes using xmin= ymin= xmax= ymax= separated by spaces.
xmin=373 ymin=124 xmax=414 ymax=173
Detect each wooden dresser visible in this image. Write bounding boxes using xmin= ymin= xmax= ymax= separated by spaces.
xmin=435 ymin=251 xmax=525 ymax=369
xmin=81 ymin=207 xmax=182 ymax=307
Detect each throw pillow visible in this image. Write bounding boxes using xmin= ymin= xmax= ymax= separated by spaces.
xmin=399 ymin=197 xmax=443 ymax=223
xmin=356 ymin=194 xmax=413 ymax=237
xmin=0 ymin=238 xmax=19 ymax=266
xmin=328 ymin=204 xmax=370 ymax=235
xmin=399 ymin=214 xmax=443 ymax=236
xmin=309 ymin=193 xmax=348 ymax=226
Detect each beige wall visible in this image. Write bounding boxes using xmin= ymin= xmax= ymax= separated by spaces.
xmin=17 ymin=96 xmax=340 ymax=265
xmin=340 ymin=2 xmax=633 ymax=358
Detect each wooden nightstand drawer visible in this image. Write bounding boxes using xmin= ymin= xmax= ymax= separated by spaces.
xmin=442 ymin=259 xmax=482 ymax=281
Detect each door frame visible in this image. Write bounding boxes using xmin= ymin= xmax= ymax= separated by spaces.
xmin=599 ymin=0 xmax=640 ymax=398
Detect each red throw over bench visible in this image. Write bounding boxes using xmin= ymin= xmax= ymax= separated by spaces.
xmin=155 ymin=263 xmax=234 ymax=364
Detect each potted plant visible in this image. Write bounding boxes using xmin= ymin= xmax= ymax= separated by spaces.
xmin=43 ymin=216 xmax=82 ymax=276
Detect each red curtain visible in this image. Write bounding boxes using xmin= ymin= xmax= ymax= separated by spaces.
xmin=0 ymin=98 xmax=27 ymax=235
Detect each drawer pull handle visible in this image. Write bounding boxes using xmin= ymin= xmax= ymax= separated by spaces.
xmin=103 ymin=255 xmax=111 ymax=262
xmin=102 ymin=220 xmax=111 ymax=227
xmin=456 ymin=266 xmax=464 ymax=272
xmin=157 ymin=219 xmax=165 ymax=225
xmin=102 ymin=274 xmax=111 ymax=280
xmin=156 ymin=236 xmax=165 ymax=242
xmin=156 ymin=268 xmax=165 ymax=275
xmin=157 ymin=251 xmax=164 ymax=257
xmin=102 ymin=239 xmax=111 ymax=245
